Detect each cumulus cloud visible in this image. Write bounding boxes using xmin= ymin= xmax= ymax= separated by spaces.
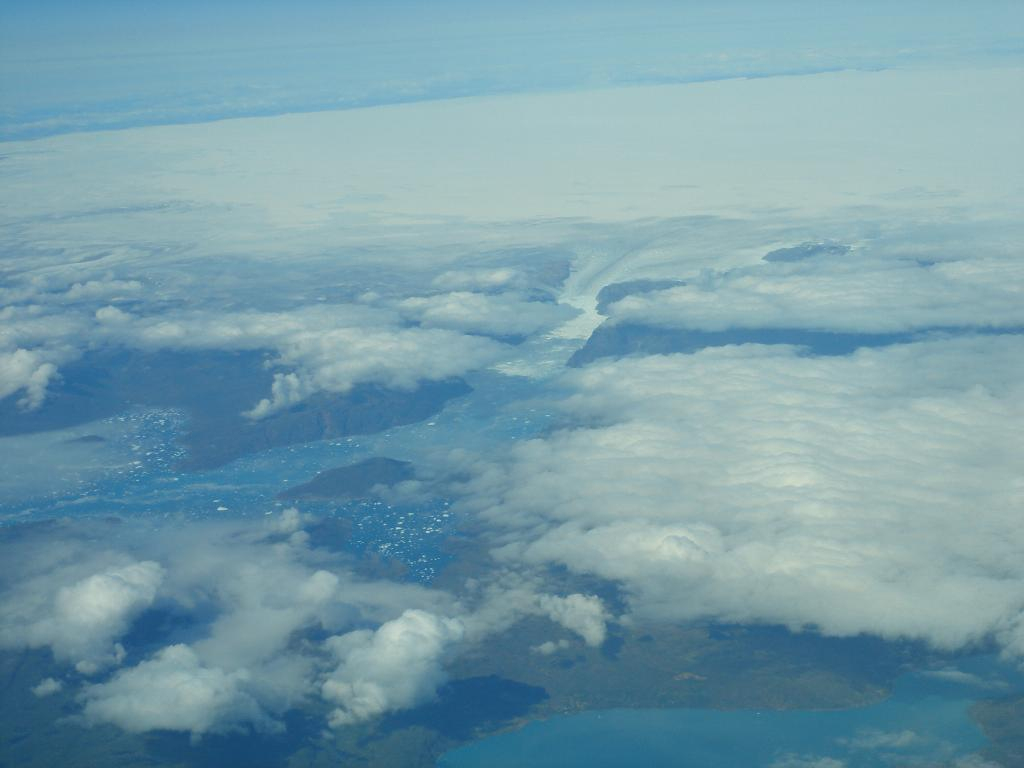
xmin=537 ymin=593 xmax=609 ymax=647
xmin=0 ymin=303 xmax=84 ymax=410
xmin=245 ymin=372 xmax=308 ymax=420
xmin=322 ymin=609 xmax=465 ymax=726
xmin=63 ymin=279 xmax=142 ymax=302
xmin=0 ymin=555 xmax=163 ymax=672
xmin=0 ymin=348 xmax=58 ymax=410
xmin=31 ymin=677 xmax=63 ymax=697
xmin=241 ymin=323 xmax=503 ymax=419
xmin=0 ymin=303 xmax=101 ymax=409
xmin=458 ymin=336 xmax=1024 ymax=655
xmin=456 ymin=572 xmax=611 ymax=650
xmin=1 ymin=515 xmax=465 ymax=735
xmin=532 ymin=639 xmax=570 ymax=655
xmin=0 ymin=272 xmax=142 ymax=308
xmin=431 ymin=268 xmax=520 ymax=292
xmin=397 ymin=291 xmax=575 ymax=337
xmin=81 ymin=644 xmax=276 ymax=737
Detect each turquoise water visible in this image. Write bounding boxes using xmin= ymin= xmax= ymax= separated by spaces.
xmin=0 ymin=369 xmax=552 ymax=584
xmin=439 ymin=656 xmax=1024 ymax=768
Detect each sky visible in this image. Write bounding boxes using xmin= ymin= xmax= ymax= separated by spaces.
xmin=1 ymin=3 xmax=1023 ymax=766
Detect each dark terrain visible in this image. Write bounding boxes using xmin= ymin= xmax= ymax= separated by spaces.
xmin=278 ymin=457 xmax=415 ymax=501
xmin=0 ymin=348 xmax=471 ymax=470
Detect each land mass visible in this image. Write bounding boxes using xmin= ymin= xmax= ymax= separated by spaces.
xmin=568 ymin=322 xmax=1024 ymax=367
xmin=278 ymin=457 xmax=415 ymax=501
xmin=0 ymin=348 xmax=471 ymax=470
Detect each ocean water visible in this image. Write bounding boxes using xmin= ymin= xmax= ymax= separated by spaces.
xmin=438 ymin=656 xmax=1024 ymax=768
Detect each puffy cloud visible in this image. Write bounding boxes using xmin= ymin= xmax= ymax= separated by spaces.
xmin=431 ymin=268 xmax=520 ymax=292
xmin=0 ymin=272 xmax=141 ymax=308
xmin=1 ymin=514 xmax=464 ymax=735
xmin=537 ymin=593 xmax=609 ymax=647
xmin=242 ymin=324 xmax=503 ymax=419
xmin=0 ymin=348 xmax=58 ymax=410
xmin=322 ymin=609 xmax=465 ymax=726
xmin=0 ymin=556 xmax=163 ymax=672
xmin=455 ymin=572 xmax=610 ymax=650
xmin=93 ymin=305 xmax=132 ymax=325
xmin=245 ymin=372 xmax=308 ymax=420
xmin=31 ymin=677 xmax=63 ymax=697
xmin=81 ymin=644 xmax=275 ymax=737
xmin=0 ymin=304 xmax=102 ymax=409
xmin=63 ymin=279 xmax=142 ymax=302
xmin=532 ymin=639 xmax=570 ymax=655
xmin=397 ymin=291 xmax=575 ymax=337
xmin=460 ymin=336 xmax=1024 ymax=655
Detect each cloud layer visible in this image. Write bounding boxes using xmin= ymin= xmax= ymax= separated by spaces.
xmin=459 ymin=335 xmax=1024 ymax=655
xmin=607 ymin=249 xmax=1024 ymax=333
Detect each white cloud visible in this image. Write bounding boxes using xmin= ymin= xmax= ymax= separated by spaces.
xmin=31 ymin=677 xmax=63 ymax=697
xmin=456 ymin=574 xmax=610 ymax=650
xmin=0 ymin=557 xmax=163 ymax=672
xmin=245 ymin=372 xmax=309 ymax=420
xmin=92 ymin=305 xmax=507 ymax=419
xmin=460 ymin=336 xmax=1024 ymax=655
xmin=1 ymin=514 xmax=465 ymax=734
xmin=537 ymin=593 xmax=609 ymax=647
xmin=431 ymin=268 xmax=520 ymax=292
xmin=532 ymin=639 xmax=570 ymax=655
xmin=397 ymin=291 xmax=574 ymax=337
xmin=322 ymin=609 xmax=465 ymax=726
xmin=608 ymin=252 xmax=1024 ymax=333
xmin=5 ymin=294 xmax=509 ymax=417
xmin=81 ymin=644 xmax=276 ymax=737
xmin=0 ymin=348 xmax=59 ymax=410
xmin=920 ymin=667 xmax=1009 ymax=690
xmin=94 ymin=305 xmax=132 ymax=325
xmin=242 ymin=324 xmax=503 ymax=419
xmin=64 ymin=279 xmax=142 ymax=302
xmin=0 ymin=304 xmax=101 ymax=409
